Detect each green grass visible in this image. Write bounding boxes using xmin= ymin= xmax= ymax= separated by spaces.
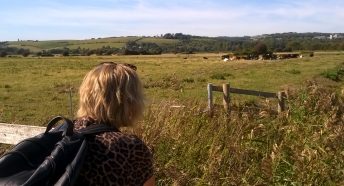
xmin=8 ymin=40 xmax=71 ymax=51
xmin=0 ymin=54 xmax=343 ymax=125
xmin=320 ymin=63 xmax=344 ymax=81
xmin=5 ymin=44 xmax=43 ymax=52
xmin=0 ymin=54 xmax=343 ymax=185
xmin=67 ymin=42 xmax=125 ymax=50
xmin=138 ymin=38 xmax=180 ymax=45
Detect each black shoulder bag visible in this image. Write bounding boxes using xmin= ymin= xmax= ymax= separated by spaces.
xmin=0 ymin=116 xmax=118 ymax=186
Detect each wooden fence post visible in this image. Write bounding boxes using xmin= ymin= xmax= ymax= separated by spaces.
xmin=278 ymin=91 xmax=286 ymax=113
xmin=69 ymin=87 xmax=73 ymax=118
xmin=222 ymin=83 xmax=230 ymax=115
xmin=207 ymin=83 xmax=213 ymax=116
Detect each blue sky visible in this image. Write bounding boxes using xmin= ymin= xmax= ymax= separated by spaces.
xmin=0 ymin=0 xmax=343 ymax=40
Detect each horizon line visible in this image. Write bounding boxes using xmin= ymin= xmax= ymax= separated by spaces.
xmin=2 ymin=31 xmax=343 ymax=42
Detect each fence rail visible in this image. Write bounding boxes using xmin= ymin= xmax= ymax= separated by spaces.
xmin=0 ymin=123 xmax=45 ymax=145
xmin=0 ymin=84 xmax=286 ymax=144
xmin=207 ymin=83 xmax=286 ymax=115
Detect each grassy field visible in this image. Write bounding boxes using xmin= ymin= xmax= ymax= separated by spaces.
xmin=0 ymin=54 xmax=343 ymax=125
xmin=0 ymin=54 xmax=343 ymax=185
xmin=6 ymin=36 xmax=181 ymax=52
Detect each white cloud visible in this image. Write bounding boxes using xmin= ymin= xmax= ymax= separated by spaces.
xmin=0 ymin=0 xmax=343 ymax=40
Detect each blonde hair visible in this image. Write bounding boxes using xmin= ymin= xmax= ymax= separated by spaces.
xmin=77 ymin=63 xmax=144 ymax=128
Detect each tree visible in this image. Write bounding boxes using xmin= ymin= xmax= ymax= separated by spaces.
xmin=121 ymin=42 xmax=162 ymax=55
xmin=254 ymin=42 xmax=268 ymax=55
xmin=288 ymin=41 xmax=302 ymax=51
xmin=22 ymin=50 xmax=30 ymax=57
xmin=0 ymin=51 xmax=7 ymax=57
xmin=163 ymin=33 xmax=174 ymax=39
xmin=61 ymin=50 xmax=68 ymax=56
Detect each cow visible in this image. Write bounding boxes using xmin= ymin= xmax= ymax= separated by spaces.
xmin=221 ymin=55 xmax=230 ymax=60
xmin=277 ymin=53 xmax=300 ymax=60
xmin=230 ymin=56 xmax=237 ymax=61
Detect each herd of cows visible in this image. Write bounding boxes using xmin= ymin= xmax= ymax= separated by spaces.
xmin=221 ymin=52 xmax=314 ymax=61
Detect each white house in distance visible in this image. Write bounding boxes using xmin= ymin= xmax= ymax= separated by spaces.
xmin=314 ymin=34 xmax=344 ymax=40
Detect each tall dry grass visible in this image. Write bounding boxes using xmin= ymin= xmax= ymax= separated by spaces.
xmin=131 ymin=81 xmax=344 ymax=185
xmin=0 ymin=80 xmax=342 ymax=185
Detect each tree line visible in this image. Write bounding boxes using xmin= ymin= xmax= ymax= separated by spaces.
xmin=0 ymin=41 xmax=163 ymax=57
xmin=1 ymin=33 xmax=343 ymax=57
xmin=0 ymin=42 xmax=31 ymax=57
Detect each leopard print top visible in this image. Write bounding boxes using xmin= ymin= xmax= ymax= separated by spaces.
xmin=74 ymin=117 xmax=153 ymax=186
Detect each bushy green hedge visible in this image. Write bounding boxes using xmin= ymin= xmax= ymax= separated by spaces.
xmin=321 ymin=63 xmax=344 ymax=81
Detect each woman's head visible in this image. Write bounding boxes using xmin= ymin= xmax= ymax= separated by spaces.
xmin=77 ymin=62 xmax=144 ymax=128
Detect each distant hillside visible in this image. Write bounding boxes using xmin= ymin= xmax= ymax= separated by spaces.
xmin=6 ymin=36 xmax=178 ymax=52
xmin=252 ymin=32 xmax=344 ymax=40
xmin=1 ymin=32 xmax=344 ymax=57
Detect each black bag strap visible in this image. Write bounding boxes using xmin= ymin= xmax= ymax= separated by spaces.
xmin=77 ymin=124 xmax=119 ymax=136
xmin=45 ymin=116 xmax=118 ymax=136
xmin=45 ymin=116 xmax=74 ymax=136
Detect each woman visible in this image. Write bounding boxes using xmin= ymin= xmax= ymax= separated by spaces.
xmin=74 ymin=62 xmax=155 ymax=186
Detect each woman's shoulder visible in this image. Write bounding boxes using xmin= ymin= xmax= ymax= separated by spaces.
xmin=73 ymin=117 xmax=93 ymax=130
xmin=74 ymin=117 xmax=151 ymax=155
xmin=74 ymin=118 xmax=153 ymax=185
xmin=106 ymin=133 xmax=153 ymax=185
xmin=112 ymin=132 xmax=147 ymax=146
xmin=104 ymin=131 xmax=152 ymax=159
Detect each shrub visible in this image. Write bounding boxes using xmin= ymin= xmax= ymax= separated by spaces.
xmin=62 ymin=50 xmax=69 ymax=56
xmin=321 ymin=65 xmax=344 ymax=81
xmin=22 ymin=51 xmax=30 ymax=57
xmin=182 ymin=78 xmax=194 ymax=83
xmin=286 ymin=69 xmax=301 ymax=74
xmin=0 ymin=51 xmax=7 ymax=57
xmin=4 ymin=84 xmax=11 ymax=88
xmin=197 ymin=78 xmax=207 ymax=82
xmin=254 ymin=42 xmax=268 ymax=55
xmin=210 ymin=72 xmax=232 ymax=80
